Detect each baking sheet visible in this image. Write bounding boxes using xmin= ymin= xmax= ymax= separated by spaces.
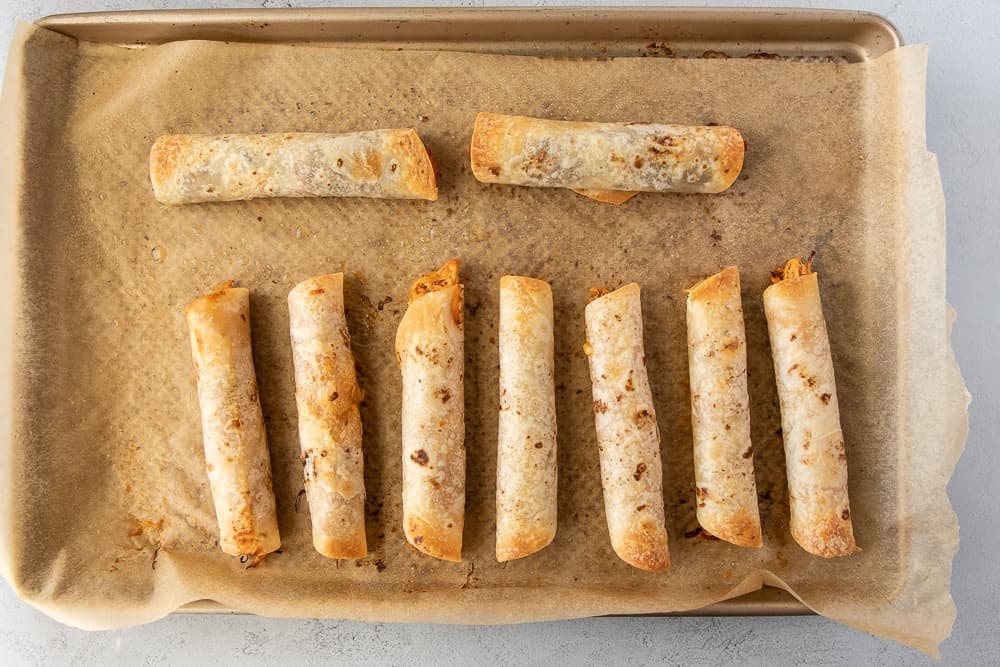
xmin=19 ymin=4 xmax=908 ymax=623
xmin=0 ymin=16 xmax=966 ymax=657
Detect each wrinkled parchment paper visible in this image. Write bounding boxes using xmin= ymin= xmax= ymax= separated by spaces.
xmin=0 ymin=21 xmax=968 ymax=657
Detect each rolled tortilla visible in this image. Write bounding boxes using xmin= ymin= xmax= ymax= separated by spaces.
xmin=584 ymin=284 xmax=670 ymax=571
xmin=186 ymin=282 xmax=280 ymax=564
xmin=686 ymin=267 xmax=762 ymax=547
xmin=395 ymin=260 xmax=465 ymax=561
xmin=496 ymin=276 xmax=557 ymax=561
xmin=150 ymin=129 xmax=438 ymax=205
xmin=288 ymin=273 xmax=367 ymax=560
xmin=763 ymin=258 xmax=858 ymax=558
xmin=470 ymin=112 xmax=744 ymax=202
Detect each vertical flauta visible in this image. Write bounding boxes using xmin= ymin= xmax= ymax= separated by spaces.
xmin=496 ymin=276 xmax=558 ymax=561
xmin=764 ymin=258 xmax=858 ymax=558
xmin=185 ymin=283 xmax=280 ymax=565
xmin=288 ymin=273 xmax=367 ymax=560
xmin=395 ymin=260 xmax=465 ymax=561
xmin=686 ymin=267 xmax=762 ymax=547
xmin=584 ymin=284 xmax=670 ymax=572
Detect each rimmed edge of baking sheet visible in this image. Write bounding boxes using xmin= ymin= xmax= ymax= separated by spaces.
xmin=38 ymin=7 xmax=901 ymax=61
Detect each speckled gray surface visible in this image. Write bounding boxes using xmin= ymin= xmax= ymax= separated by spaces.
xmin=0 ymin=1 xmax=996 ymax=665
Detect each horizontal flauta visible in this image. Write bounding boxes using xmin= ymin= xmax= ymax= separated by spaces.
xmin=764 ymin=258 xmax=858 ymax=558
xmin=185 ymin=282 xmax=280 ymax=566
xmin=470 ymin=112 xmax=744 ymax=204
xmin=150 ymin=129 xmax=438 ymax=204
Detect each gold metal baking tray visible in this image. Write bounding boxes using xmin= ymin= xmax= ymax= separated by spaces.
xmin=34 ymin=7 xmax=900 ymax=619
xmin=38 ymin=7 xmax=900 ymax=60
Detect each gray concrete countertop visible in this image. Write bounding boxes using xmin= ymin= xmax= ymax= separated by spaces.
xmin=1 ymin=1 xmax=995 ymax=665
